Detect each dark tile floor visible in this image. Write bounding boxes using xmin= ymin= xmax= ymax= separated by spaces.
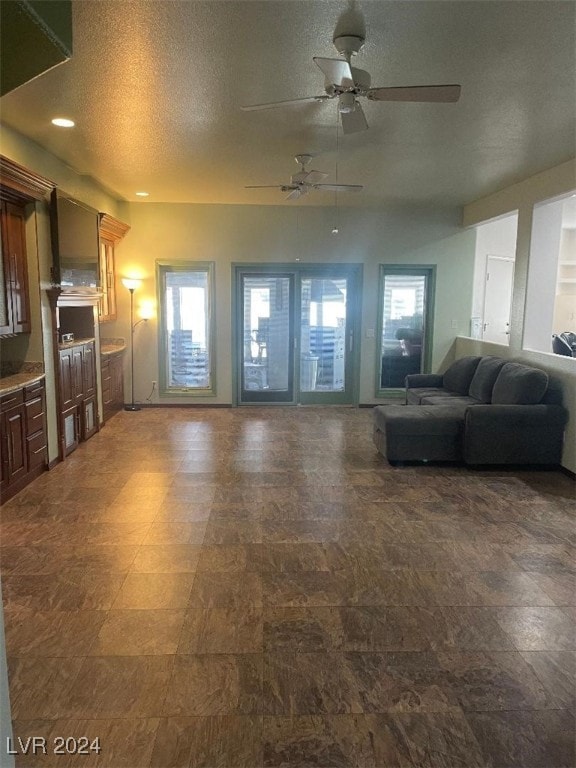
xmin=1 ymin=406 xmax=575 ymax=767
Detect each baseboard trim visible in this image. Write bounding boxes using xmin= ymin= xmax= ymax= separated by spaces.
xmin=135 ymin=403 xmax=233 ymax=408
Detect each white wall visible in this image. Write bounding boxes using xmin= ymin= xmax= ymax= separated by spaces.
xmin=109 ymin=202 xmax=475 ymax=405
xmin=463 ymin=159 xmax=576 ymax=472
xmin=524 ymin=198 xmax=564 ymax=352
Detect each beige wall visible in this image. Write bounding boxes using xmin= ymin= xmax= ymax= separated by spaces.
xmin=463 ymin=159 xmax=576 ymax=472
xmin=109 ymin=202 xmax=475 ymax=405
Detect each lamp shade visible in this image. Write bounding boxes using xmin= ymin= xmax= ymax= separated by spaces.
xmin=122 ymin=277 xmax=141 ymax=290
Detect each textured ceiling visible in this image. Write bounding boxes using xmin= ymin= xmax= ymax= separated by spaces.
xmin=1 ymin=0 xmax=574 ymax=207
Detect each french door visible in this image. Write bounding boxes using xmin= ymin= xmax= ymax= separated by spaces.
xmin=235 ymin=265 xmax=361 ymax=405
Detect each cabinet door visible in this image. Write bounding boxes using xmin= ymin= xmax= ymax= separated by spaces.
xmin=59 ymin=349 xmax=75 ymax=409
xmin=72 ymin=347 xmax=84 ymax=404
xmin=81 ymin=396 xmax=98 ymax=440
xmin=4 ymin=405 xmax=27 ymax=483
xmin=98 ymin=238 xmax=117 ymax=322
xmin=62 ymin=406 xmax=80 ymax=456
xmin=0 ymin=202 xmax=13 ymax=334
xmin=2 ymin=202 xmax=31 ymax=334
xmin=111 ymin=353 xmax=124 ymax=406
xmin=83 ymin=342 xmax=96 ymax=398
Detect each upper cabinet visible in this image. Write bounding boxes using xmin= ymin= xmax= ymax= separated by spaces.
xmin=0 ymin=156 xmax=54 ymax=338
xmin=98 ymin=213 xmax=130 ymax=323
xmin=0 ymin=200 xmax=31 ymax=335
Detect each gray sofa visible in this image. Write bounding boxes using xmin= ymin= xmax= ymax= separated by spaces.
xmin=373 ymin=356 xmax=568 ymax=465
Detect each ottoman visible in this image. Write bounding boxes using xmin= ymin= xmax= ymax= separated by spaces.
xmin=373 ymin=404 xmax=466 ymax=462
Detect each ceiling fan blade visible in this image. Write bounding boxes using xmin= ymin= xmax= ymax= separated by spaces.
xmin=341 ymin=102 xmax=368 ymax=134
xmin=313 ymin=57 xmax=354 ymax=88
xmin=314 ymin=184 xmax=363 ymax=192
xmin=367 ymin=84 xmax=461 ymax=103
xmin=286 ymin=188 xmax=303 ymax=200
xmin=244 ymin=185 xmax=283 ymax=189
xmin=305 ymin=170 xmax=329 ymax=184
xmin=241 ymin=95 xmax=330 ymax=111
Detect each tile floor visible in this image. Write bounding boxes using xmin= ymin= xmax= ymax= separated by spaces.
xmin=0 ymin=406 xmax=575 ymax=767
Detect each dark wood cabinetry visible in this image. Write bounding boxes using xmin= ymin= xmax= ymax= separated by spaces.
xmin=58 ymin=340 xmax=98 ymax=455
xmin=98 ymin=214 xmax=130 ymax=323
xmin=0 ymin=200 xmax=31 ymax=336
xmin=0 ymin=380 xmax=47 ymax=502
xmin=101 ymin=350 xmax=124 ymax=423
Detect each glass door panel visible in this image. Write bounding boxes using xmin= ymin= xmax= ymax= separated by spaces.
xmin=300 ymin=277 xmax=347 ymax=393
xmin=379 ymin=271 xmax=430 ymax=389
xmin=240 ymin=274 xmax=294 ymax=403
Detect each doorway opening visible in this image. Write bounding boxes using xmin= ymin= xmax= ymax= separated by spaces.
xmin=471 ymin=212 xmax=518 ymax=344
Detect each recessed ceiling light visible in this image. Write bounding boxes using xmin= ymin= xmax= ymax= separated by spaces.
xmin=135 ymin=191 xmax=149 ymax=197
xmin=51 ymin=118 xmax=75 ymax=128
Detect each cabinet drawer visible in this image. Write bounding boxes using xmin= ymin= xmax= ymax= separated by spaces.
xmin=27 ymin=431 xmax=47 ymax=470
xmin=0 ymin=389 xmax=24 ymax=411
xmin=24 ymin=380 xmax=45 ymax=401
xmin=25 ymin=396 xmax=45 ymax=434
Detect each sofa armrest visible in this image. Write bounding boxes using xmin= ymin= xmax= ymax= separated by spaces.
xmin=463 ymin=404 xmax=567 ymax=465
xmin=405 ymin=373 xmax=444 ymax=389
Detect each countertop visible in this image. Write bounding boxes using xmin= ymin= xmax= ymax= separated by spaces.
xmin=0 ymin=372 xmax=45 ymax=397
xmin=101 ymin=342 xmax=126 ymax=356
xmin=58 ymin=337 xmax=95 ymax=350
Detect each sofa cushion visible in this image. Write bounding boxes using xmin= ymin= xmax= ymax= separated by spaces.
xmin=442 ymin=356 xmax=482 ymax=395
xmin=420 ymin=395 xmax=480 ymax=406
xmin=469 ymin=356 xmax=508 ymax=403
xmin=406 ymin=388 xmax=456 ymax=405
xmin=373 ymin=405 xmax=466 ymax=462
xmin=492 ymin=362 xmax=549 ymax=405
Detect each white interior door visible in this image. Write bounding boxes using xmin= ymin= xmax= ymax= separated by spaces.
xmin=482 ymin=256 xmax=514 ymax=344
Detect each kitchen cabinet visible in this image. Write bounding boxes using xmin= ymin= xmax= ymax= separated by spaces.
xmin=58 ymin=340 xmax=98 ymax=455
xmin=101 ymin=350 xmax=124 ymax=423
xmin=0 ymin=380 xmax=48 ymax=502
xmin=98 ymin=214 xmax=130 ymax=323
xmin=0 ymin=200 xmax=31 ymax=336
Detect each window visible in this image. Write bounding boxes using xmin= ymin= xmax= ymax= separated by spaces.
xmin=524 ymin=193 xmax=576 ymax=357
xmin=157 ymin=262 xmax=216 ymax=394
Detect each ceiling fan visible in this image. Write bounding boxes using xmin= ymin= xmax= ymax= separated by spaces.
xmin=245 ymin=154 xmax=362 ymax=200
xmin=241 ymin=34 xmax=461 ymax=134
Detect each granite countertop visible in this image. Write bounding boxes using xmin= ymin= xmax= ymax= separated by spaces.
xmin=58 ymin=337 xmax=95 ymax=350
xmin=101 ymin=342 xmax=126 ymax=356
xmin=0 ymin=372 xmax=45 ymax=397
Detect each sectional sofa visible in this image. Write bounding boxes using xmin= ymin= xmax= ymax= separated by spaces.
xmin=373 ymin=356 xmax=568 ymax=465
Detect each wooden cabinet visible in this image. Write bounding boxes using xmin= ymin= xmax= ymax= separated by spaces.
xmin=0 ymin=200 xmax=31 ymax=336
xmin=0 ymin=380 xmax=47 ymax=502
xmin=101 ymin=350 xmax=124 ymax=423
xmin=25 ymin=381 xmax=49 ymax=471
xmin=98 ymin=214 xmax=130 ymax=323
xmin=58 ymin=340 xmax=98 ymax=455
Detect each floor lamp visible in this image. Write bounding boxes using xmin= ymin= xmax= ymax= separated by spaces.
xmin=122 ymin=277 xmax=142 ymax=411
